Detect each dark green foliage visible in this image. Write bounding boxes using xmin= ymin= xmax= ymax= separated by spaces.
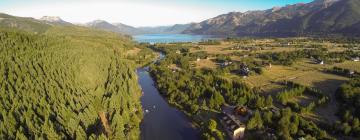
xmin=247 ymin=110 xmax=263 ymax=130
xmin=276 ymin=81 xmax=329 ymax=113
xmin=202 ymin=119 xmax=225 ymax=140
xmin=0 ymin=29 xmax=142 ymax=139
xmin=258 ymin=49 xmax=359 ymax=66
xmin=326 ymin=66 xmax=359 ymax=77
xmin=335 ymin=77 xmax=360 ymax=136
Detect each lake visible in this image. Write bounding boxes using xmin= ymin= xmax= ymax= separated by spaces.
xmin=133 ymin=34 xmax=214 ymax=44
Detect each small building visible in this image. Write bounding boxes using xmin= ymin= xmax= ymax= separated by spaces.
xmin=314 ymin=59 xmax=324 ymax=65
xmin=221 ymin=61 xmax=233 ymax=67
xmin=280 ymin=42 xmax=291 ymax=46
xmin=196 ymin=58 xmax=201 ymax=62
xmin=352 ymin=57 xmax=360 ymax=62
xmin=219 ymin=113 xmax=246 ymax=140
xmin=239 ymin=63 xmax=250 ymax=76
xmin=233 ymin=106 xmax=248 ymax=116
xmin=175 ymin=50 xmax=181 ymax=54
xmin=349 ymin=70 xmax=355 ymax=77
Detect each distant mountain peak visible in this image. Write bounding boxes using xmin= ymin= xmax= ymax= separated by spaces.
xmin=86 ymin=20 xmax=114 ymax=27
xmin=40 ymin=16 xmax=70 ymax=25
xmin=92 ymin=20 xmax=107 ymax=23
xmin=40 ymin=16 xmax=61 ymax=21
xmin=310 ymin=0 xmax=340 ymax=7
xmin=184 ymin=0 xmax=360 ymax=37
xmin=271 ymin=6 xmax=282 ymax=12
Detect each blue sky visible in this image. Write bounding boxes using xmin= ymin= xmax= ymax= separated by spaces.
xmin=0 ymin=0 xmax=313 ymax=27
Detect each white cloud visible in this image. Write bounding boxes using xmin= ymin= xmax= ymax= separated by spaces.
xmin=1 ymin=1 xmax=224 ymax=27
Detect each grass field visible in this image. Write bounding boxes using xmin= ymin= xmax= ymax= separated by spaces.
xmin=193 ymin=58 xmax=218 ymax=69
xmin=187 ymin=39 xmax=358 ymax=124
xmin=334 ymin=61 xmax=360 ymax=71
xmin=190 ymin=40 xmax=348 ymax=56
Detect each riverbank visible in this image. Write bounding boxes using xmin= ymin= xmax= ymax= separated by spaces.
xmin=137 ymin=52 xmax=200 ymax=140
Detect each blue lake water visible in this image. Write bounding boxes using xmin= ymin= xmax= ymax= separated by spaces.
xmin=133 ymin=34 xmax=214 ymax=44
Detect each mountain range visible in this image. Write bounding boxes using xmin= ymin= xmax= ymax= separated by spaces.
xmin=0 ymin=13 xmax=190 ymax=35
xmin=1 ymin=0 xmax=359 ymax=37
xmin=184 ymin=0 xmax=360 ymax=37
xmin=85 ymin=20 xmax=191 ymax=35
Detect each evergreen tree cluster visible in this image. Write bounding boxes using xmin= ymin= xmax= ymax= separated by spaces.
xmin=0 ymin=30 xmax=143 ymax=139
xmin=276 ymin=81 xmax=329 ymax=113
xmin=334 ymin=77 xmax=360 ymax=137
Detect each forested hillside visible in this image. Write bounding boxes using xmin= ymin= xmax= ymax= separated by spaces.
xmin=0 ymin=15 xmax=145 ymax=139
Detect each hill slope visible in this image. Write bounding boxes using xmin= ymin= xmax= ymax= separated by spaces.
xmin=0 ymin=13 xmax=51 ymax=33
xmin=0 ymin=14 xmax=144 ymax=139
xmin=39 ymin=16 xmax=72 ymax=25
xmin=86 ymin=20 xmax=190 ymax=35
xmin=184 ymin=0 xmax=360 ymax=37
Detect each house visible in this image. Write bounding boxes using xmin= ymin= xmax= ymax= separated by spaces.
xmin=314 ymin=59 xmax=324 ymax=65
xmin=233 ymin=106 xmax=248 ymax=116
xmin=219 ymin=113 xmax=246 ymax=140
xmin=221 ymin=61 xmax=233 ymax=67
xmin=349 ymin=70 xmax=355 ymax=77
xmin=280 ymin=42 xmax=291 ymax=46
xmin=239 ymin=64 xmax=250 ymax=76
xmin=220 ymin=105 xmax=252 ymax=140
xmin=352 ymin=57 xmax=360 ymax=62
xmin=175 ymin=50 xmax=181 ymax=54
xmin=196 ymin=58 xmax=201 ymax=62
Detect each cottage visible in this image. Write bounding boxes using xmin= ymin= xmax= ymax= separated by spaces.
xmin=239 ymin=64 xmax=250 ymax=76
xmin=314 ymin=59 xmax=324 ymax=65
xmin=219 ymin=113 xmax=246 ymax=140
xmin=280 ymin=42 xmax=291 ymax=46
xmin=233 ymin=106 xmax=248 ymax=116
xmin=352 ymin=57 xmax=360 ymax=62
xmin=221 ymin=61 xmax=233 ymax=67
xmin=349 ymin=70 xmax=355 ymax=77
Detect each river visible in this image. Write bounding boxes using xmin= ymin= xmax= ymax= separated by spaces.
xmin=135 ymin=34 xmax=206 ymax=140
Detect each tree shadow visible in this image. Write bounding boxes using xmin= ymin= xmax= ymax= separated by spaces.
xmin=311 ymin=78 xmax=348 ymax=123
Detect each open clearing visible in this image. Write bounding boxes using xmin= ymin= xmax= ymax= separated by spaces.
xmin=334 ymin=61 xmax=360 ymax=71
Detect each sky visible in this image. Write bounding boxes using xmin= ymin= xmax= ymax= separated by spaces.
xmin=0 ymin=0 xmax=313 ymax=27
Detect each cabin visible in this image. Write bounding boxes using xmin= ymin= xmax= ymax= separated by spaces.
xmin=313 ymin=59 xmax=324 ymax=65
xmin=352 ymin=57 xmax=360 ymax=62
xmin=233 ymin=106 xmax=248 ymax=116
xmin=221 ymin=61 xmax=233 ymax=67
xmin=280 ymin=42 xmax=291 ymax=46
xmin=175 ymin=50 xmax=181 ymax=54
xmin=219 ymin=113 xmax=246 ymax=140
xmin=196 ymin=58 xmax=201 ymax=62
xmin=349 ymin=70 xmax=355 ymax=77
xmin=219 ymin=105 xmax=252 ymax=140
xmin=239 ymin=64 xmax=250 ymax=77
